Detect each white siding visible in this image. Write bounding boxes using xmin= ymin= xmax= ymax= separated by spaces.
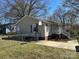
xmin=16 ymin=16 xmax=45 ymax=37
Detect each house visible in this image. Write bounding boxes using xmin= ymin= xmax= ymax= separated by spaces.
xmin=0 ymin=23 xmax=14 ymax=34
xmin=14 ymin=15 xmax=70 ymax=40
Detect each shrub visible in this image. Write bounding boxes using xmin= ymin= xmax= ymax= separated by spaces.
xmin=6 ymin=32 xmax=17 ymax=35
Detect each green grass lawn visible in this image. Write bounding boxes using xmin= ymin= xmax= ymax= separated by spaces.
xmin=0 ymin=38 xmax=79 ymax=59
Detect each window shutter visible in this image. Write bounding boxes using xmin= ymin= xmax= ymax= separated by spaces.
xmin=30 ymin=25 xmax=32 ymax=32
xmin=36 ymin=23 xmax=38 ymax=32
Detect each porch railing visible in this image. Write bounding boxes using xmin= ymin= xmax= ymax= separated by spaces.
xmin=61 ymin=29 xmax=70 ymax=39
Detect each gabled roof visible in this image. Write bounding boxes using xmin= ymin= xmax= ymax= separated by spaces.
xmin=15 ymin=15 xmax=59 ymax=26
xmin=15 ymin=15 xmax=40 ymax=25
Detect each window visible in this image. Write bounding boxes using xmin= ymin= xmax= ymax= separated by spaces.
xmin=30 ymin=23 xmax=38 ymax=32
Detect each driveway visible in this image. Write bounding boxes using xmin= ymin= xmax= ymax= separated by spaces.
xmin=36 ymin=40 xmax=79 ymax=50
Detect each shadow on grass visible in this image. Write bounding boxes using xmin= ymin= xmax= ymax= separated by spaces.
xmin=2 ymin=36 xmax=39 ymax=42
xmin=2 ymin=37 xmax=72 ymax=43
xmin=44 ymin=37 xmax=71 ymax=42
xmin=48 ymin=38 xmax=71 ymax=43
xmin=2 ymin=34 xmax=73 ymax=43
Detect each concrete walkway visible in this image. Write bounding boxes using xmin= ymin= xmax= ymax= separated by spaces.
xmin=36 ymin=40 xmax=79 ymax=50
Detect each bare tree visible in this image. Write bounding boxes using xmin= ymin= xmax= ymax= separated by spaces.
xmin=63 ymin=0 xmax=79 ymax=19
xmin=63 ymin=0 xmax=79 ymax=27
xmin=49 ymin=0 xmax=79 ymax=26
xmin=62 ymin=0 xmax=79 ymax=37
xmin=0 ymin=0 xmax=7 ymax=23
xmin=5 ymin=0 xmax=48 ymax=22
xmin=50 ymin=7 xmax=66 ymax=27
xmin=63 ymin=0 xmax=79 ymax=11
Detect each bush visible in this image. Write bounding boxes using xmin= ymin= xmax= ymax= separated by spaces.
xmin=6 ymin=32 xmax=17 ymax=35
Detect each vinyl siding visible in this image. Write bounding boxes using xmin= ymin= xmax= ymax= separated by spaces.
xmin=16 ymin=16 xmax=45 ymax=37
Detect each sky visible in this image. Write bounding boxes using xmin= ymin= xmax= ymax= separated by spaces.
xmin=0 ymin=0 xmax=62 ymax=24
xmin=0 ymin=0 xmax=62 ymax=15
xmin=48 ymin=0 xmax=62 ymax=15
